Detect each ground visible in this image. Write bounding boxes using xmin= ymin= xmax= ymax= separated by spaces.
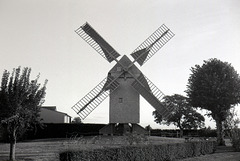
xmin=181 ymin=151 xmax=240 ymax=161
xmin=0 ymin=136 xmax=239 ymax=161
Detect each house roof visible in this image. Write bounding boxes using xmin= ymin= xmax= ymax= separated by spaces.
xmin=41 ymin=106 xmax=71 ymax=118
xmin=41 ymin=106 xmax=57 ymax=111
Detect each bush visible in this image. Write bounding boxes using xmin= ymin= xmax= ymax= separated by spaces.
xmin=22 ymin=123 xmax=106 ymax=140
xmin=231 ymin=128 xmax=240 ymax=151
xmin=150 ymin=129 xmax=217 ymax=138
xmin=124 ymin=132 xmax=148 ymax=145
xmin=0 ymin=125 xmax=8 ymax=142
xmin=60 ymin=141 xmax=216 ymax=161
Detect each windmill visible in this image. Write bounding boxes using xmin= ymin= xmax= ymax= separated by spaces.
xmin=72 ymin=22 xmax=175 ymax=135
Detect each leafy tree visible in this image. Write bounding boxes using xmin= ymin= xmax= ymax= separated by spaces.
xmin=224 ymin=107 xmax=240 ymax=131
xmin=145 ymin=125 xmax=152 ymax=131
xmin=186 ymin=58 xmax=240 ymax=145
xmin=72 ymin=117 xmax=82 ymax=123
xmin=0 ymin=67 xmax=47 ymax=161
xmin=153 ymin=94 xmax=205 ymax=137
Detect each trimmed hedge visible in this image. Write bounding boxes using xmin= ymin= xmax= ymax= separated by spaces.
xmin=151 ymin=129 xmax=217 ymax=137
xmin=60 ymin=141 xmax=216 ymax=161
xmin=1 ymin=123 xmax=107 ymax=142
xmin=22 ymin=123 xmax=106 ymax=140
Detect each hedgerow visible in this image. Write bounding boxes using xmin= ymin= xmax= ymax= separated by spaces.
xmin=60 ymin=141 xmax=216 ymax=161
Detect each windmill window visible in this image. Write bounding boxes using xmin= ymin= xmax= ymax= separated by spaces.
xmin=117 ymin=67 xmax=122 ymax=72
xmin=119 ymin=98 xmax=123 ymax=103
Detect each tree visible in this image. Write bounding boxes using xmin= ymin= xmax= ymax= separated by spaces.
xmin=186 ymin=58 xmax=240 ymax=145
xmin=224 ymin=107 xmax=240 ymax=131
xmin=0 ymin=67 xmax=47 ymax=161
xmin=224 ymin=107 xmax=240 ymax=151
xmin=72 ymin=117 xmax=82 ymax=123
xmin=153 ymin=94 xmax=205 ymax=137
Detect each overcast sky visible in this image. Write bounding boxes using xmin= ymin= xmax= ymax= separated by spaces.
xmin=0 ymin=0 xmax=240 ymax=129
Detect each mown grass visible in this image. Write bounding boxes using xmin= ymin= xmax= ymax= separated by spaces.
xmin=181 ymin=152 xmax=240 ymax=161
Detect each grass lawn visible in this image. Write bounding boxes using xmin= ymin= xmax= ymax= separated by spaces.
xmin=0 ymin=136 xmax=239 ymax=161
xmin=181 ymin=152 xmax=240 ymax=161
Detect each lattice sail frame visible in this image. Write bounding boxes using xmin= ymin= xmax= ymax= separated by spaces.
xmin=131 ymin=24 xmax=175 ymax=66
xmin=142 ymin=74 xmax=175 ymax=118
xmin=75 ymin=22 xmax=120 ymax=63
xmin=72 ymin=77 xmax=119 ymax=120
xmin=131 ymin=74 xmax=174 ymax=119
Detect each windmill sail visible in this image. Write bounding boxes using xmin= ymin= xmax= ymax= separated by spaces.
xmin=131 ymin=24 xmax=175 ymax=66
xmin=131 ymin=48 xmax=149 ymax=66
xmin=131 ymin=74 xmax=174 ymax=118
xmin=72 ymin=22 xmax=175 ymax=126
xmin=75 ymin=22 xmax=120 ymax=63
xmin=72 ymin=76 xmax=119 ymax=120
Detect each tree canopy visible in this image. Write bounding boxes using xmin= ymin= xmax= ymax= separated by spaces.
xmin=186 ymin=58 xmax=240 ymax=145
xmin=72 ymin=117 xmax=82 ymax=123
xmin=0 ymin=67 xmax=47 ymax=160
xmin=153 ymin=94 xmax=205 ymax=137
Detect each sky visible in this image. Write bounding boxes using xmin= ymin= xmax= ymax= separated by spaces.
xmin=0 ymin=0 xmax=240 ymax=129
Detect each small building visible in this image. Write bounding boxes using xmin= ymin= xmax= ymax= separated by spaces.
xmin=40 ymin=106 xmax=71 ymax=123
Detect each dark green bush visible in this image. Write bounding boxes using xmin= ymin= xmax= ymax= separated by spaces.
xmin=0 ymin=125 xmax=8 ymax=142
xmin=60 ymin=141 xmax=216 ymax=161
xmin=150 ymin=129 xmax=217 ymax=137
xmin=231 ymin=128 xmax=240 ymax=151
xmin=22 ymin=123 xmax=106 ymax=140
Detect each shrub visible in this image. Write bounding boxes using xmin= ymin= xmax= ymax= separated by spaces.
xmin=22 ymin=123 xmax=106 ymax=140
xmin=60 ymin=141 xmax=216 ymax=161
xmin=0 ymin=125 xmax=8 ymax=142
xmin=150 ymin=129 xmax=217 ymax=138
xmin=124 ymin=132 xmax=148 ymax=145
xmin=231 ymin=128 xmax=240 ymax=151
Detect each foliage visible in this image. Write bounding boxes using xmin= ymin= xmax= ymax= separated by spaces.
xmin=145 ymin=125 xmax=152 ymax=132
xmin=23 ymin=123 xmax=106 ymax=140
xmin=231 ymin=128 xmax=240 ymax=151
xmin=0 ymin=67 xmax=47 ymax=160
xmin=60 ymin=141 xmax=216 ymax=161
xmin=200 ymin=126 xmax=217 ymax=137
xmin=124 ymin=132 xmax=148 ymax=145
xmin=224 ymin=107 xmax=240 ymax=131
xmin=186 ymin=58 xmax=240 ymax=145
xmin=153 ymin=94 xmax=205 ymax=137
xmin=224 ymin=108 xmax=240 ymax=151
xmin=72 ymin=117 xmax=82 ymax=124
xmin=150 ymin=129 xmax=217 ymax=138
xmin=186 ymin=58 xmax=240 ymax=118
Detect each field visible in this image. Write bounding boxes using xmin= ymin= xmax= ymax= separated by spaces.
xmin=0 ymin=136 xmax=240 ymax=161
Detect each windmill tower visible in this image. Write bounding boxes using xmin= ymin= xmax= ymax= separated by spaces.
xmin=72 ymin=22 xmax=175 ymax=135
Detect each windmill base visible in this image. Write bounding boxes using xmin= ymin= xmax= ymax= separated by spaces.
xmin=99 ymin=123 xmax=148 ymax=135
